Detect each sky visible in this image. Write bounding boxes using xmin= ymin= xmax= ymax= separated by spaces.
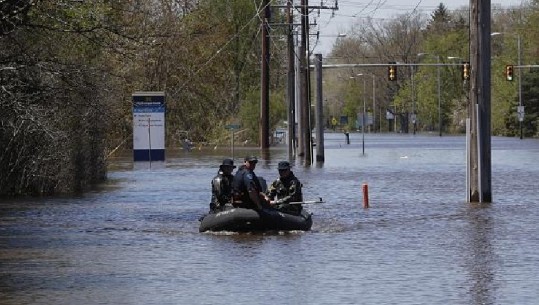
xmin=311 ymin=0 xmax=527 ymax=55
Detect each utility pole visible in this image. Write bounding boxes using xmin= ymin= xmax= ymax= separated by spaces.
xmin=295 ymin=29 xmax=303 ymax=159
xmin=362 ymin=76 xmax=366 ymax=155
xmin=468 ymin=0 xmax=492 ymax=203
xmin=299 ymin=0 xmax=310 ymax=164
xmin=286 ymin=1 xmax=296 ymax=157
xmin=260 ymin=0 xmax=270 ymax=149
xmin=299 ymin=0 xmax=337 ymax=164
xmin=314 ymin=54 xmax=324 ymax=162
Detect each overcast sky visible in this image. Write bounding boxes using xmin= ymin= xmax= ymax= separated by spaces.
xmin=311 ymin=0 xmax=527 ymax=55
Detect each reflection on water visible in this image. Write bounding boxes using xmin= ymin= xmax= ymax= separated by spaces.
xmin=463 ymin=204 xmax=496 ymax=305
xmin=1 ymin=134 xmax=539 ymax=305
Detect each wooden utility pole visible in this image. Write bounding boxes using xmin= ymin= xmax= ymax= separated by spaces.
xmin=297 ymin=0 xmax=307 ymax=159
xmin=300 ymin=0 xmax=312 ymax=164
xmin=286 ymin=1 xmax=295 ymax=158
xmin=260 ymin=0 xmax=270 ymax=149
xmin=468 ymin=0 xmax=492 ymax=202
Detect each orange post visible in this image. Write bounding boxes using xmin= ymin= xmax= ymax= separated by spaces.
xmin=362 ymin=183 xmax=369 ymax=208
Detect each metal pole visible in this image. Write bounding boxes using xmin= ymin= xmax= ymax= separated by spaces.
xmin=372 ymin=75 xmax=376 ymax=133
xmin=294 ymin=31 xmax=302 ymax=157
xmin=305 ymin=34 xmax=313 ymax=165
xmin=362 ymin=77 xmax=366 ymax=155
xmin=437 ymin=55 xmax=442 ymax=136
xmin=148 ymin=117 xmax=152 ymax=169
xmin=314 ymin=54 xmax=325 ymax=162
xmin=411 ymin=65 xmax=416 ymax=135
xmin=518 ymin=34 xmax=523 ymax=139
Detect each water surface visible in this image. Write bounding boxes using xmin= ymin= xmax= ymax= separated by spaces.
xmin=1 ymin=134 xmax=538 ymax=305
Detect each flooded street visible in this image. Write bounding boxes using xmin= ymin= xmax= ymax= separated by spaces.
xmin=1 ymin=134 xmax=539 ymax=305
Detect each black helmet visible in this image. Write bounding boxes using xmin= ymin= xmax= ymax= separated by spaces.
xmin=278 ymin=161 xmax=291 ymax=170
xmin=220 ymin=158 xmax=236 ymax=168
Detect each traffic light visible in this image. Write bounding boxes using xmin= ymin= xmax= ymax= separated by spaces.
xmin=462 ymin=62 xmax=470 ymax=80
xmin=388 ymin=62 xmax=397 ymax=81
xmin=505 ymin=65 xmax=514 ymax=81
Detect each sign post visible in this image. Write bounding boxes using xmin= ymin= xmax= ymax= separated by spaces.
xmin=132 ymin=92 xmax=166 ymax=162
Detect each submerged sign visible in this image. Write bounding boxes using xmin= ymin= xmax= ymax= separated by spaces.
xmin=132 ymin=92 xmax=166 ymax=161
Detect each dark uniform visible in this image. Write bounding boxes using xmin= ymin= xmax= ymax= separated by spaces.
xmin=267 ymin=161 xmax=303 ymax=214
xmin=232 ymin=157 xmax=265 ymax=210
xmin=210 ymin=159 xmax=236 ymax=212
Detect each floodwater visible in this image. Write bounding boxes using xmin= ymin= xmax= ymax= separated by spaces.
xmin=1 ymin=133 xmax=539 ymax=305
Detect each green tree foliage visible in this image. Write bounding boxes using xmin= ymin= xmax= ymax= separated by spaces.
xmin=239 ymin=89 xmax=287 ymax=145
xmin=158 ymin=0 xmax=280 ymax=145
xmin=507 ymin=68 xmax=539 ymax=137
xmin=413 ymin=4 xmax=469 ymax=133
xmin=342 ymin=80 xmax=362 ymax=130
xmin=328 ymin=2 xmax=538 ymax=136
xmin=2 ymin=0 xmax=538 ymax=197
xmin=1 ymin=0 xmax=290 ymax=196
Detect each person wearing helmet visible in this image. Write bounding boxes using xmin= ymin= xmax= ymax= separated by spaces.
xmin=266 ymin=161 xmax=303 ymax=214
xmin=210 ymin=158 xmax=236 ymax=212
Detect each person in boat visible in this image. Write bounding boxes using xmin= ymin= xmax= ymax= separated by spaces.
xmin=232 ymin=156 xmax=270 ymax=210
xmin=266 ymin=161 xmax=303 ymax=214
xmin=210 ymin=158 xmax=236 ymax=213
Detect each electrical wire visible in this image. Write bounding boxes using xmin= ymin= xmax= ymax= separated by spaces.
xmin=174 ymin=0 xmax=275 ymax=93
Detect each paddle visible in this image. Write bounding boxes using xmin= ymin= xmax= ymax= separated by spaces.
xmin=288 ymin=198 xmax=325 ymax=205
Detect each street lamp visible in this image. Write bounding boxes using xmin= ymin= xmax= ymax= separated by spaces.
xmin=418 ymin=53 xmax=442 ymax=136
xmin=318 ymin=32 xmax=347 ymax=38
xmin=491 ymin=31 xmax=523 ymax=139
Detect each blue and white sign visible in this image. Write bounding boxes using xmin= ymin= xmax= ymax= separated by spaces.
xmin=132 ymin=91 xmax=166 ymax=161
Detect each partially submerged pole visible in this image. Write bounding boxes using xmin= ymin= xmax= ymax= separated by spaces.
xmin=260 ymin=0 xmax=270 ymax=150
xmin=468 ymin=0 xmax=492 ymax=202
xmin=314 ymin=54 xmax=325 ymax=163
xmin=286 ymin=2 xmax=296 ymax=157
xmin=362 ymin=183 xmax=369 ymax=208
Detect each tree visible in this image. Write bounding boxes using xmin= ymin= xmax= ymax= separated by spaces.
xmin=329 ymin=13 xmax=427 ymax=133
xmin=508 ymin=68 xmax=539 ymax=137
xmin=427 ymin=3 xmax=450 ymax=33
xmin=0 ymin=1 xmax=132 ymax=195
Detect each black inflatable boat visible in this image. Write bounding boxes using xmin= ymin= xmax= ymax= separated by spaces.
xmin=199 ymin=205 xmax=312 ymax=232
